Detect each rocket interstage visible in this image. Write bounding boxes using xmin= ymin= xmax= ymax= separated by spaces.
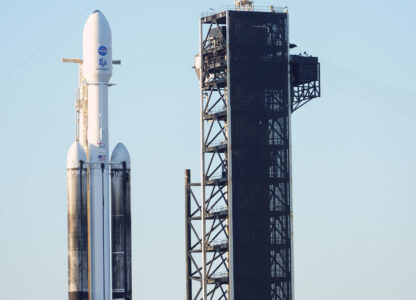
xmin=65 ymin=10 xmax=132 ymax=300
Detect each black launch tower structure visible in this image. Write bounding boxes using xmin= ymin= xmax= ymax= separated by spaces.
xmin=185 ymin=5 xmax=320 ymax=300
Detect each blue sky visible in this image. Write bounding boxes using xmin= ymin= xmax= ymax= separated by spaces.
xmin=0 ymin=0 xmax=415 ymax=299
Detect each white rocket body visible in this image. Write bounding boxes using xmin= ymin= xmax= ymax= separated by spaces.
xmin=66 ymin=10 xmax=132 ymax=300
xmin=83 ymin=10 xmax=112 ymax=300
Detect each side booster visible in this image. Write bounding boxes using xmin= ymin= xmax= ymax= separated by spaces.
xmin=66 ymin=143 xmax=88 ymax=300
xmin=111 ymin=143 xmax=132 ymax=300
xmin=66 ymin=10 xmax=132 ymax=300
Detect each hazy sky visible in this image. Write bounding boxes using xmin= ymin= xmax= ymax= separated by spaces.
xmin=0 ymin=0 xmax=415 ymax=299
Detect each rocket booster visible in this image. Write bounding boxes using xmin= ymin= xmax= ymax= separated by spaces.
xmin=66 ymin=143 xmax=88 ymax=300
xmin=111 ymin=143 xmax=132 ymax=300
xmin=66 ymin=10 xmax=132 ymax=300
xmin=83 ymin=10 xmax=112 ymax=300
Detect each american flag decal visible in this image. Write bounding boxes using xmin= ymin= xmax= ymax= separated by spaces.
xmin=98 ymin=154 xmax=106 ymax=161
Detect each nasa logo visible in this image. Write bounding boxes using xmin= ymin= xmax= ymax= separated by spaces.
xmin=98 ymin=46 xmax=107 ymax=56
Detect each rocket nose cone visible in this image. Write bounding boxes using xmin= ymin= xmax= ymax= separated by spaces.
xmin=82 ymin=9 xmax=112 ymax=82
xmin=111 ymin=143 xmax=131 ymax=169
xmin=83 ymin=9 xmax=111 ymax=40
xmin=84 ymin=9 xmax=110 ymax=27
xmin=66 ymin=142 xmax=87 ymax=169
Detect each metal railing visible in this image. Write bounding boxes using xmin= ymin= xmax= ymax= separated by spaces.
xmin=208 ymin=239 xmax=228 ymax=247
xmin=206 ymin=140 xmax=227 ymax=148
xmin=202 ymin=5 xmax=286 ymax=17
xmin=211 ymin=272 xmax=229 ymax=279
xmin=207 ymin=172 xmax=227 ymax=181
xmin=205 ymin=105 xmax=227 ymax=115
xmin=208 ymin=205 xmax=228 ymax=213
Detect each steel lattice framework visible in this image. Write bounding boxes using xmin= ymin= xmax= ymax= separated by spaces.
xmin=186 ymin=8 xmax=320 ymax=300
xmin=186 ymin=14 xmax=230 ymax=299
xmin=290 ymin=55 xmax=321 ymax=112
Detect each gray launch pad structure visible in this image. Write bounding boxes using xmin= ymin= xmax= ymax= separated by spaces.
xmin=185 ymin=6 xmax=320 ymax=300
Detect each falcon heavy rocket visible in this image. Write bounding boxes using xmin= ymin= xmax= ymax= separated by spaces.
xmin=65 ymin=10 xmax=132 ymax=300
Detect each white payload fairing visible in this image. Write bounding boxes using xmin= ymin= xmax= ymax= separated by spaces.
xmin=66 ymin=10 xmax=132 ymax=300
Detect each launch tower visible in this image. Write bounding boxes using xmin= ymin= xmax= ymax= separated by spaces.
xmin=185 ymin=3 xmax=320 ymax=300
